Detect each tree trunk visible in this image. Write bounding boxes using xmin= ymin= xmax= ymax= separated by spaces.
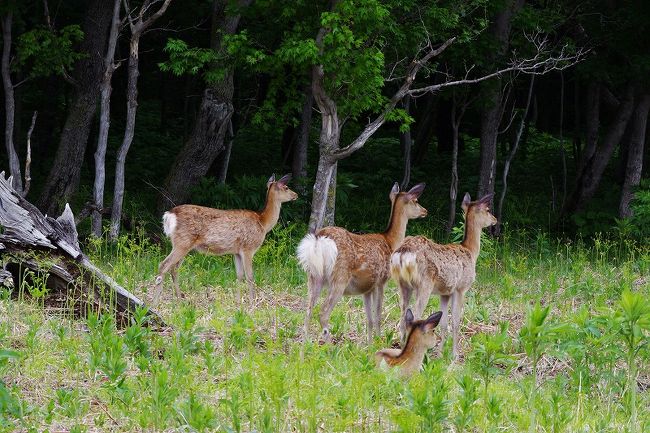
xmin=37 ymin=0 xmax=115 ymax=216
xmin=109 ymin=0 xmax=172 ymax=240
xmin=400 ymin=96 xmax=412 ymax=189
xmin=478 ymin=83 xmax=502 ymax=200
xmin=1 ymin=13 xmax=22 ymax=193
xmin=0 ymin=172 xmax=163 ymax=326
xmin=216 ymin=136 xmax=234 ymax=184
xmin=496 ymin=75 xmax=535 ymax=234
xmin=446 ymin=92 xmax=468 ymax=233
xmin=619 ymin=93 xmax=650 ymax=218
xmin=477 ymin=0 xmax=524 ymax=204
xmin=292 ymin=83 xmax=313 ymax=192
xmin=308 ymin=154 xmax=337 ymax=232
xmin=159 ymin=0 xmax=250 ymax=213
xmin=92 ymin=0 xmax=121 ymax=237
xmin=565 ymin=84 xmax=635 ymax=214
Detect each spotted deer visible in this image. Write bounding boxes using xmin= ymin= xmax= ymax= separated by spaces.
xmin=297 ymin=183 xmax=427 ymax=344
xmin=153 ymin=174 xmax=298 ymax=304
xmin=391 ymin=193 xmax=496 ymax=359
xmin=375 ymin=309 xmax=442 ymax=376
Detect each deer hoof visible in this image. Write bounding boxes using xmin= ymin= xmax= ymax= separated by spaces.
xmin=154 ymin=275 xmax=163 ymax=285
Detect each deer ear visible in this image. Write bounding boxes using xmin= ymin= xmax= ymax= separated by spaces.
xmin=267 ymin=174 xmax=276 ymax=188
xmin=405 ymin=308 xmax=414 ymax=328
xmin=461 ymin=192 xmax=471 ymax=212
xmin=478 ymin=193 xmax=493 ymax=208
xmin=422 ymin=311 xmax=443 ymax=332
xmin=389 ymin=182 xmax=400 ymax=201
xmin=406 ymin=183 xmax=425 ymax=200
xmin=277 ymin=173 xmax=292 ymax=186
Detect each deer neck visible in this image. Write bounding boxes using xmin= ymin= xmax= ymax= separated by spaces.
xmin=461 ymin=212 xmax=481 ymax=258
xmin=383 ymin=202 xmax=408 ymax=251
xmin=258 ymin=191 xmax=282 ymax=233
xmin=392 ymin=334 xmax=428 ymax=373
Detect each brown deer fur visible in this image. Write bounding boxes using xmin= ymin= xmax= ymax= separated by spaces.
xmin=391 ymin=193 xmax=496 ymax=359
xmin=375 ymin=309 xmax=442 ymax=376
xmin=153 ymin=174 xmax=297 ymax=304
xmin=298 ymin=183 xmax=427 ymax=344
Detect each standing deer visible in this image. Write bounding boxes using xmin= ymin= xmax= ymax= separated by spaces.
xmin=375 ymin=309 xmax=443 ymax=377
xmin=390 ymin=193 xmax=496 ymax=359
xmin=297 ymin=182 xmax=427 ymax=344
xmin=153 ymin=174 xmax=298 ymax=304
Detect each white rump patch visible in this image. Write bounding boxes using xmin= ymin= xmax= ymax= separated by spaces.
xmin=297 ymin=234 xmax=338 ymax=279
xmin=162 ymin=212 xmax=177 ymax=237
xmin=390 ymin=252 xmax=418 ymax=284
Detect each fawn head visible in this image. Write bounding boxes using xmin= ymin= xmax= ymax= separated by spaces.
xmin=461 ymin=193 xmax=497 ymax=228
xmin=390 ymin=183 xmax=428 ymax=219
xmin=404 ymin=308 xmax=443 ymax=349
xmin=267 ymin=174 xmax=299 ymax=202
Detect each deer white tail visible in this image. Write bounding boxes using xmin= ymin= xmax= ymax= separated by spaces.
xmin=162 ymin=212 xmax=177 ymax=238
xmin=391 ymin=252 xmax=418 ymax=286
xmin=297 ymin=234 xmax=338 ymax=280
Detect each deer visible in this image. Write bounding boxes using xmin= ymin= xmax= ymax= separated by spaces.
xmin=375 ymin=309 xmax=443 ymax=377
xmin=153 ymin=174 xmax=298 ymax=305
xmin=390 ymin=193 xmax=497 ymax=360
xmin=297 ymin=182 xmax=427 ymax=344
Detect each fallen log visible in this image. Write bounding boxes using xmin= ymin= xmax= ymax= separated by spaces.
xmin=0 ymin=171 xmax=163 ymax=326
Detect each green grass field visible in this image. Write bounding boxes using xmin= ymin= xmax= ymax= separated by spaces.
xmin=1 ymin=225 xmax=649 ymax=432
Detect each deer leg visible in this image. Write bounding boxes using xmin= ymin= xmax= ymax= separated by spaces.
xmin=170 ymin=259 xmax=185 ymax=299
xmin=153 ymin=246 xmax=189 ymax=305
xmin=303 ymin=274 xmax=324 ymax=341
xmin=233 ymin=253 xmax=244 ymax=303
xmin=412 ymin=284 xmax=432 ymax=322
xmin=438 ymin=294 xmax=451 ymax=354
xmin=451 ymin=290 xmax=466 ymax=360
xmin=241 ymin=250 xmax=256 ymax=300
xmin=373 ymin=284 xmax=385 ymax=337
xmin=319 ymin=282 xmax=345 ymax=343
xmin=363 ymin=291 xmax=375 ymax=345
xmin=398 ymin=280 xmax=413 ymax=343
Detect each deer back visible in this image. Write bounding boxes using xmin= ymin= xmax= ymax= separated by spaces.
xmin=317 ymin=227 xmax=392 ymax=290
xmin=169 ymin=205 xmax=266 ymax=255
xmin=397 ymin=235 xmax=476 ymax=295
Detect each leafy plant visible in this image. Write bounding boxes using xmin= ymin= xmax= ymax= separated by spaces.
xmin=612 ymin=289 xmax=650 ymax=432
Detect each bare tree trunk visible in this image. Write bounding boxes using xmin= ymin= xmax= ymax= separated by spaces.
xmin=37 ymin=0 xmax=115 ymax=216
xmin=619 ymin=93 xmax=650 ymax=218
xmin=109 ymin=0 xmax=172 ymax=240
xmin=159 ymin=0 xmax=250 ymax=213
xmin=446 ymin=92 xmax=469 ymax=233
xmin=496 ymin=75 xmax=535 ymax=234
xmin=92 ymin=0 xmax=121 ymax=237
xmin=565 ymin=84 xmax=635 ymax=214
xmin=216 ymin=135 xmax=234 ymax=184
xmin=292 ymin=83 xmax=313 ymax=192
xmin=1 ymin=13 xmax=22 ymax=193
xmin=400 ymin=96 xmax=412 ymax=190
xmin=477 ymin=0 xmax=524 ymax=204
xmin=576 ymin=81 xmax=600 ymax=179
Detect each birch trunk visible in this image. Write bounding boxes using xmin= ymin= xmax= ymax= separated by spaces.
xmin=92 ymin=0 xmax=121 ymax=237
xmin=1 ymin=13 xmax=22 ymax=193
xmin=110 ymin=0 xmax=172 ymax=240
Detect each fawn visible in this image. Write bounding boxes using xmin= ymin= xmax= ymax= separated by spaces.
xmin=390 ymin=193 xmax=496 ymax=359
xmin=375 ymin=309 xmax=442 ymax=376
xmin=153 ymin=174 xmax=298 ymax=304
xmin=297 ymin=182 xmax=427 ymax=344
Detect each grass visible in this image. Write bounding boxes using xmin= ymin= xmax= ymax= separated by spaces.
xmin=0 ymin=225 xmax=649 ymax=432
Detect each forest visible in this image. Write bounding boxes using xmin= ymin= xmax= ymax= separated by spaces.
xmin=0 ymin=0 xmax=649 ymax=432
